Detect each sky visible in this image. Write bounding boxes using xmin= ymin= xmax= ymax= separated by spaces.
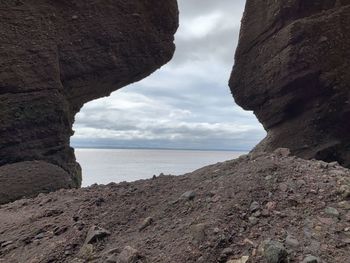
xmin=71 ymin=0 xmax=266 ymax=151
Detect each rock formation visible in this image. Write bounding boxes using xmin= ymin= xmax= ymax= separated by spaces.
xmin=230 ymin=0 xmax=350 ymax=167
xmin=0 ymin=161 xmax=74 ymax=204
xmin=0 ymin=0 xmax=178 ymax=204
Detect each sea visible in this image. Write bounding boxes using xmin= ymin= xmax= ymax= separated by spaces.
xmin=75 ymin=148 xmax=245 ymax=186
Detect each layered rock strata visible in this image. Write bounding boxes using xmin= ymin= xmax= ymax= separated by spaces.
xmin=230 ymin=0 xmax=350 ymax=167
xmin=0 ymin=0 xmax=178 ymax=204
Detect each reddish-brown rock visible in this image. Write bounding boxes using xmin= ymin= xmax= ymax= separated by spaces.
xmin=0 ymin=152 xmax=349 ymax=262
xmin=0 ymin=0 xmax=178 ymax=201
xmin=230 ymin=0 xmax=350 ymax=167
xmin=0 ymin=161 xmax=74 ymax=205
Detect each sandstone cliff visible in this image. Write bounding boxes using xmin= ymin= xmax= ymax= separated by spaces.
xmin=230 ymin=0 xmax=350 ymax=167
xmin=0 ymin=0 xmax=178 ymax=204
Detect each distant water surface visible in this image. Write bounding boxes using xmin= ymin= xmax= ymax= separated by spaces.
xmin=75 ymin=148 xmax=245 ymax=186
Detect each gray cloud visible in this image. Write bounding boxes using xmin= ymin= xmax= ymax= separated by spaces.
xmin=178 ymin=0 xmax=246 ymax=19
xmin=72 ymin=0 xmax=266 ymax=151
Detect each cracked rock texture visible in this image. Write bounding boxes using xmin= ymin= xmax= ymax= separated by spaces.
xmin=230 ymin=0 xmax=350 ymax=167
xmin=0 ymin=0 xmax=178 ymax=204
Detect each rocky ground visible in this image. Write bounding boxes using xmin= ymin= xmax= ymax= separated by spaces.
xmin=0 ymin=150 xmax=349 ymax=263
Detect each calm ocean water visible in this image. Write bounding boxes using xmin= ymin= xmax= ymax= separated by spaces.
xmin=75 ymin=148 xmax=245 ymax=186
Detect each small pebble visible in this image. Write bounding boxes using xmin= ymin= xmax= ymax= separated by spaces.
xmin=325 ymin=207 xmax=340 ymax=217
xmin=248 ymin=216 xmax=258 ymax=225
xmin=84 ymin=225 xmax=110 ymax=244
xmin=285 ymin=235 xmax=299 ymax=248
xmin=139 ymin=217 xmax=153 ymax=231
xmin=250 ymin=201 xmax=260 ymax=212
xmin=180 ymin=191 xmax=196 ymax=201
xmin=302 ymin=255 xmax=320 ymax=263
xmin=263 ymin=240 xmax=288 ymax=263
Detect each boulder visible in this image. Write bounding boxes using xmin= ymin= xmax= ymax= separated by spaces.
xmin=0 ymin=161 xmax=74 ymax=204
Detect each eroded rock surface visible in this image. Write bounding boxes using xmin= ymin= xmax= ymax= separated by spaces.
xmin=0 ymin=161 xmax=74 ymax=205
xmin=0 ymin=0 xmax=178 ymax=200
xmin=230 ymin=0 xmax=350 ymax=167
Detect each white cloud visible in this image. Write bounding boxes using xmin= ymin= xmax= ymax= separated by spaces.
xmin=72 ymin=0 xmax=266 ymax=151
xmin=178 ymin=12 xmax=224 ymax=40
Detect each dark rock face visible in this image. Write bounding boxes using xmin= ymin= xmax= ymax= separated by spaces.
xmin=230 ymin=0 xmax=350 ymax=167
xmin=0 ymin=0 xmax=178 ymax=200
xmin=0 ymin=161 xmax=74 ymax=205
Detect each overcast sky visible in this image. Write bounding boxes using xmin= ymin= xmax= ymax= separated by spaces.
xmin=71 ymin=0 xmax=266 ymax=151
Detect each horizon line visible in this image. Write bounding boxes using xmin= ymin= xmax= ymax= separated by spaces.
xmin=72 ymin=145 xmax=250 ymax=152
